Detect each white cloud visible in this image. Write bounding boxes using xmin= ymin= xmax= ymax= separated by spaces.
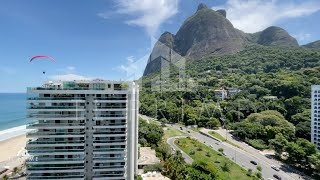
xmin=213 ymin=0 xmax=320 ymax=33
xmin=114 ymin=54 xmax=149 ymax=79
xmin=50 ymin=74 xmax=92 ymax=81
xmin=293 ymin=33 xmax=312 ymax=42
xmin=66 ymin=66 xmax=75 ymax=71
xmin=100 ymin=0 xmax=179 ymax=36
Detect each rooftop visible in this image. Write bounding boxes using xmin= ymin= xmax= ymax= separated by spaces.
xmin=27 ymin=80 xmax=133 ymax=91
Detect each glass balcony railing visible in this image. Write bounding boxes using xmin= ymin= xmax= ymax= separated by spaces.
xmin=93 ymin=157 xmax=125 ymax=161
xmin=93 ymin=140 xmax=126 ymax=143
xmin=28 ymin=123 xmax=85 ymax=127
xmin=27 ymin=175 xmax=85 ymax=180
xmin=28 ymin=149 xmax=84 ymax=153
xmin=93 ymin=165 xmax=124 ymax=169
xmin=93 ymin=148 xmax=125 ymax=152
xmin=94 ymin=106 xmax=126 ymax=109
xmin=93 ymin=131 xmax=126 ymax=135
xmin=28 ymin=97 xmax=86 ymax=100
xmin=28 ymin=106 xmax=86 ymax=109
xmin=94 ymin=97 xmax=127 ymax=100
xmin=93 ymin=123 xmax=126 ymax=126
xmin=28 ymin=114 xmax=85 ymax=118
xmin=27 ymin=131 xmax=85 ymax=136
xmin=27 ymin=140 xmax=85 ymax=145
xmin=28 ymin=86 xmax=128 ymax=91
xmin=94 ymin=115 xmax=126 ymax=118
xmin=28 ymin=166 xmax=84 ymax=171
xmin=27 ymin=158 xmax=85 ymax=162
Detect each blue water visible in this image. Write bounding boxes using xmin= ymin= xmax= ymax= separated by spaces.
xmin=0 ymin=93 xmax=27 ymax=131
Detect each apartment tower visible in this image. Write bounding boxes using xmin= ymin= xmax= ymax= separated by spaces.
xmin=311 ymin=85 xmax=320 ymax=151
xmin=26 ymin=80 xmax=139 ymax=180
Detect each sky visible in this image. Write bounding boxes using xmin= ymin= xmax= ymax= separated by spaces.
xmin=0 ymin=0 xmax=319 ymax=92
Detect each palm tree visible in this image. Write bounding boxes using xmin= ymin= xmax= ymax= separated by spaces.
xmin=12 ymin=167 xmax=19 ymax=175
xmin=2 ymin=174 xmax=9 ymax=180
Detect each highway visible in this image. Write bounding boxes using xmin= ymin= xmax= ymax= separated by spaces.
xmin=166 ymin=136 xmax=194 ymax=164
xmin=167 ymin=124 xmax=309 ymax=180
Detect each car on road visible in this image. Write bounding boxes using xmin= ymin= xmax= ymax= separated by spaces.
xmin=250 ymin=160 xmax=258 ymax=165
xmin=271 ymin=165 xmax=280 ymax=171
xmin=273 ymin=174 xmax=281 ymax=180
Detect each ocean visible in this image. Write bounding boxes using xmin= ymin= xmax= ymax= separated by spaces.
xmin=0 ymin=93 xmax=27 ymax=141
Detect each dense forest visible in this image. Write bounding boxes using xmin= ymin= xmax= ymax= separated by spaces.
xmin=139 ymin=45 xmax=320 ymax=177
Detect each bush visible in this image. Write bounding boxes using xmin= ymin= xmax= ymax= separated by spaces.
xmin=247 ymin=169 xmax=253 ymax=176
xmin=247 ymin=139 xmax=268 ymax=150
xmin=221 ymin=162 xmax=230 ymax=172
xmin=143 ymin=163 xmax=163 ymax=173
xmin=256 ymin=166 xmax=262 ymax=171
xmin=205 ymin=151 xmax=211 ymax=157
xmin=196 ymin=146 xmax=202 ymax=151
xmin=255 ymin=172 xmax=262 ymax=179
xmin=218 ymin=148 xmax=224 ymax=153
xmin=135 ymin=175 xmax=143 ymax=180
xmin=189 ymin=150 xmax=195 ymax=155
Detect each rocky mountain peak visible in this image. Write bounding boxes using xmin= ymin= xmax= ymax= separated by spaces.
xmin=197 ymin=3 xmax=208 ymax=11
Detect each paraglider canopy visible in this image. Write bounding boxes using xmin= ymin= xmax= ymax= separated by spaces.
xmin=30 ymin=55 xmax=56 ymax=62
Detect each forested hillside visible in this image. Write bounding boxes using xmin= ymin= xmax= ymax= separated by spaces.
xmin=139 ymin=44 xmax=320 ymax=177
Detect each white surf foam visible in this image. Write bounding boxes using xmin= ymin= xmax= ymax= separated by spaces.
xmin=0 ymin=125 xmax=26 ymax=142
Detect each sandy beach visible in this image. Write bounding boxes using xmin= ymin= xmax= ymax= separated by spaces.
xmin=0 ymin=135 xmax=28 ymax=169
xmin=0 ymin=135 xmax=27 ymax=162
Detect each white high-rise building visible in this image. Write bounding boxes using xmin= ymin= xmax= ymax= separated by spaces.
xmin=26 ymin=80 xmax=139 ymax=180
xmin=311 ymin=85 xmax=320 ymax=151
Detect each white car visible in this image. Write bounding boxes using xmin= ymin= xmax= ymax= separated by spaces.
xmin=271 ymin=165 xmax=280 ymax=171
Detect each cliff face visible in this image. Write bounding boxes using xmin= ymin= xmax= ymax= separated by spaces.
xmin=143 ymin=3 xmax=307 ymax=76
xmin=173 ymin=4 xmax=246 ymax=59
xmin=303 ymin=40 xmax=320 ymax=49
xmin=254 ymin=26 xmax=299 ymax=47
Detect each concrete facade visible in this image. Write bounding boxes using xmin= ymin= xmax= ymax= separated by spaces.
xmin=26 ymin=80 xmax=139 ymax=180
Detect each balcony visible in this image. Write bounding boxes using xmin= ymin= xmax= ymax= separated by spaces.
xmin=27 ymin=131 xmax=85 ymax=138
xmin=93 ymin=157 xmax=126 ymax=163
xmin=93 ymin=107 xmax=126 ymax=111
xmin=27 ymin=106 xmax=86 ymax=112
xmin=27 ymin=122 xmax=85 ymax=129
xmin=28 ymin=114 xmax=86 ymax=120
xmin=93 ymin=125 xmax=126 ymax=129
xmin=27 ymin=158 xmax=85 ymax=165
xmin=93 ymin=148 xmax=126 ymax=153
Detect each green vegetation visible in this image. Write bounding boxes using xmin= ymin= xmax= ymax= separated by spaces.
xmin=209 ymin=131 xmax=242 ymax=149
xmin=143 ymin=163 xmax=163 ymax=173
xmin=175 ymin=138 xmax=254 ymax=179
xmin=190 ymin=127 xmax=202 ymax=132
xmin=163 ymin=127 xmax=188 ymax=140
xmin=256 ymin=166 xmax=262 ymax=171
xmin=140 ymin=44 xmax=320 ymax=177
xmin=139 ymin=117 xmax=164 ymax=148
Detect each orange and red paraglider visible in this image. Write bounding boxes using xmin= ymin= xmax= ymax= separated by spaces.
xmin=30 ymin=56 xmax=56 ymax=74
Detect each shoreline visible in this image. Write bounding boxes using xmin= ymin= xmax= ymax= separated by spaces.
xmin=0 ymin=125 xmax=27 ymax=142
